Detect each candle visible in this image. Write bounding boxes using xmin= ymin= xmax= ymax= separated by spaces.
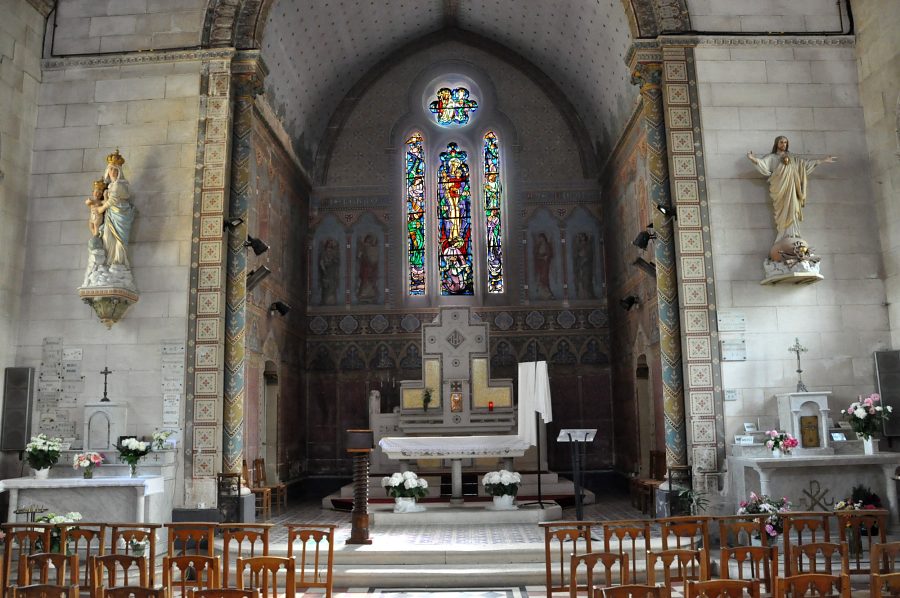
xmin=488 ymin=401 xmax=494 ymax=412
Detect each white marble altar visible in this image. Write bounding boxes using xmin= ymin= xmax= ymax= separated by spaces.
xmin=776 ymin=391 xmax=832 ymax=453
xmin=0 ymin=475 xmax=165 ymax=524
xmin=379 ymin=435 xmax=530 ymax=502
xmin=729 ymin=453 xmax=900 ymax=524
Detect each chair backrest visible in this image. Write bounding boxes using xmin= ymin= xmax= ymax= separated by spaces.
xmin=220 ymin=524 xmax=272 ymax=587
xmin=190 ymin=591 xmax=261 ymax=598
xmin=217 ymin=473 xmax=241 ymax=496
xmin=92 ymin=554 xmax=148 ymax=594
xmin=649 ymin=450 xmax=666 ymax=480
xmin=872 ymin=571 xmax=900 ymax=598
xmin=685 ymin=579 xmax=760 ymax=598
xmin=781 ymin=513 xmax=832 ymax=576
xmin=659 ymin=517 xmax=711 ymax=574
xmin=716 ymin=515 xmax=768 ymax=549
xmin=285 ymin=524 xmax=335 ymax=597
xmin=24 ymin=553 xmax=78 ymax=587
xmin=252 ymin=459 xmax=268 ymax=486
xmin=241 ymin=460 xmax=253 ymax=487
xmin=59 ymin=522 xmax=105 ymax=588
xmin=102 ymin=587 xmax=167 ymax=598
xmin=836 ymin=508 xmax=888 ymax=574
xmin=775 ymin=573 xmax=851 ymax=597
xmin=647 ymin=548 xmax=708 ymax=588
xmin=570 ymin=552 xmax=629 ymax=597
xmin=165 ymin=523 xmax=216 ymax=558
xmin=601 ymin=585 xmax=667 ymax=598
xmin=2 ymin=524 xmax=53 ymax=589
xmin=108 ymin=524 xmax=160 ymax=587
xmin=236 ymin=556 xmax=295 ymax=598
xmin=873 ymin=541 xmax=900 ymax=579
xmin=11 ymin=585 xmax=78 ymax=598
xmin=720 ymin=545 xmax=778 ymax=594
xmin=603 ymin=521 xmax=651 ymax=583
xmin=163 ymin=555 xmax=220 ymax=598
xmin=789 ymin=542 xmax=848 ymax=576
xmin=540 ymin=521 xmax=595 ymax=597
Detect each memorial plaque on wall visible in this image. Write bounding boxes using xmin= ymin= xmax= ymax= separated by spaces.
xmin=876 ymin=350 xmax=900 ymax=437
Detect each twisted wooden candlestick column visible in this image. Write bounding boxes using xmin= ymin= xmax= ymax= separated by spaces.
xmin=348 ymin=451 xmax=372 ymax=544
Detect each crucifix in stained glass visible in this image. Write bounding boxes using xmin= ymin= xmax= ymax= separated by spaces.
xmin=483 ymin=131 xmax=503 ymax=293
xmin=429 ymin=87 xmax=478 ymax=126
xmin=437 ymin=142 xmax=473 ymax=296
xmin=406 ymin=132 xmax=426 ymax=295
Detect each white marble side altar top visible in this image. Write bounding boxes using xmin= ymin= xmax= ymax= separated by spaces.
xmin=0 ymin=475 xmax=164 ymax=493
xmin=379 ymin=435 xmax=531 ymax=459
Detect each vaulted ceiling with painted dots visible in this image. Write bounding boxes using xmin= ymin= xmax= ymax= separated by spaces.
xmin=261 ymin=0 xmax=637 ymax=172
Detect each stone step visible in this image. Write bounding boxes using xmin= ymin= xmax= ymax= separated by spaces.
xmin=346 ymin=473 xmax=562 ymax=498
xmin=330 ymin=562 xmax=547 ymax=587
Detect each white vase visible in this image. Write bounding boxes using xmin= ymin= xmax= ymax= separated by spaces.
xmin=771 ymin=448 xmax=782 ymax=458
xmin=33 ymin=468 xmax=50 ymax=480
xmin=489 ymin=494 xmax=518 ymax=510
xmin=863 ymin=437 xmax=877 ymax=455
xmin=393 ymin=496 xmax=426 ymax=513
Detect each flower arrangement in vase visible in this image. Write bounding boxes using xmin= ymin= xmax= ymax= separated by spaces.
xmin=117 ymin=437 xmax=150 ymax=477
xmin=737 ymin=491 xmax=791 ymax=540
xmin=381 ymin=471 xmax=428 ymax=513
xmin=72 ymin=452 xmax=104 ymax=479
xmin=152 ymin=430 xmax=174 ymax=450
xmin=845 ymin=393 xmax=892 ymax=453
xmin=764 ymin=430 xmax=799 ymax=456
xmin=36 ymin=511 xmax=82 ymax=553
xmin=482 ymin=469 xmax=522 ymax=510
xmin=26 ymin=434 xmax=62 ymax=477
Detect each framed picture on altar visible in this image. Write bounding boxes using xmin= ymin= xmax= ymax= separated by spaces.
xmin=735 ymin=435 xmax=755 ymax=445
xmin=831 ymin=432 xmax=847 ymax=442
xmin=743 ymin=422 xmax=757 ymax=433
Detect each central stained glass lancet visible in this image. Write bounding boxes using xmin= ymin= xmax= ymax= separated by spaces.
xmin=437 ymin=142 xmax=474 ymax=295
xmin=483 ymin=131 xmax=503 ymax=293
xmin=406 ymin=132 xmax=426 ymax=295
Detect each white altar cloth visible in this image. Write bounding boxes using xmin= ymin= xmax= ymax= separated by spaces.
xmin=0 ymin=475 xmax=165 ymax=524
xmin=378 ymin=435 xmax=531 ymax=459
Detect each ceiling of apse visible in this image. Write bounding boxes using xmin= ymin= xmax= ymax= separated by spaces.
xmin=258 ymin=0 xmax=641 ymax=174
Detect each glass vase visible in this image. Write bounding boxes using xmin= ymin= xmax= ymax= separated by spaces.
xmin=83 ymin=466 xmax=94 ymax=479
xmin=129 ymin=463 xmax=138 ymax=478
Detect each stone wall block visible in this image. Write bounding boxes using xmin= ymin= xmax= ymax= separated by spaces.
xmin=94 ymin=77 xmax=166 ymax=102
xmin=37 ymin=105 xmax=67 ymax=128
xmin=32 ymin=149 xmax=85 ymax=174
xmin=39 ymin=81 xmax=96 ymax=105
xmin=165 ymin=73 xmax=200 ymax=98
xmin=107 ymin=0 xmax=150 ymax=16
xmin=774 ymin=107 xmax=814 ymax=130
xmin=88 ymin=15 xmax=138 ymax=37
xmin=99 ymin=122 xmax=169 ymax=146
xmin=34 ymin=125 xmax=99 ymax=150
xmin=58 ymin=0 xmax=112 ymax=18
xmin=765 ymin=61 xmax=812 ymax=84
xmin=99 ymin=35 xmax=153 ymax=53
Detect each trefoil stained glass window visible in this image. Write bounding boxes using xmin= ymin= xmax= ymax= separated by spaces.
xmin=429 ymin=87 xmax=478 ymax=126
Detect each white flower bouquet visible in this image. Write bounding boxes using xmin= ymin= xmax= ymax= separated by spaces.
xmin=152 ymin=430 xmax=174 ymax=450
xmin=381 ymin=471 xmax=429 ymax=499
xmin=482 ymin=469 xmax=522 ymax=497
xmin=117 ymin=437 xmax=150 ymax=476
xmin=25 ymin=434 xmax=62 ymax=470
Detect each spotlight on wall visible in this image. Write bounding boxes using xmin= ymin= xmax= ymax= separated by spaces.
xmin=632 ymin=224 xmax=656 ymax=250
xmin=223 ymin=217 xmax=244 ymax=231
xmin=619 ymin=296 xmax=639 ymax=311
xmin=243 ymin=235 xmax=269 ymax=256
xmin=633 ymin=256 xmax=657 ymax=278
xmin=246 ymin=266 xmax=271 ymax=292
xmin=269 ymin=301 xmax=291 ymax=316
xmin=655 ymin=202 xmax=677 ymax=219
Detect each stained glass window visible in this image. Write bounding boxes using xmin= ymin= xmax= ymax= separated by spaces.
xmin=406 ymin=132 xmax=426 ymax=295
xmin=437 ymin=142 xmax=473 ymax=295
xmin=429 ymin=87 xmax=478 ymax=126
xmin=483 ymin=131 xmax=503 ymax=293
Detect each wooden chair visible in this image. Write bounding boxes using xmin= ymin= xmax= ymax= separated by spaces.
xmin=603 ymin=521 xmax=651 ymax=583
xmin=631 ymin=451 xmax=666 ymax=514
xmin=165 ymin=523 xmax=216 ymax=557
xmin=23 ymin=553 xmax=79 ymax=587
xmin=102 ymin=588 xmax=167 ymax=598
xmin=190 ymin=591 xmax=260 ymax=598
xmin=721 ymin=546 xmax=778 ymax=596
xmin=835 ymin=508 xmax=887 ymax=574
xmin=781 ymin=513 xmax=831 ymax=577
xmin=3 ymin=524 xmax=53 ymax=591
xmin=235 ymin=556 xmax=295 ymax=598
xmin=540 ymin=521 xmax=595 ymax=597
xmin=252 ymin=458 xmax=287 ymax=511
xmin=601 ymin=586 xmax=668 ymax=598
xmin=108 ymin=524 xmax=160 ymax=588
xmin=872 ymin=542 xmax=900 ymax=594
xmin=220 ymin=524 xmax=272 ymax=587
xmin=58 ymin=522 xmax=105 ymax=589
xmin=242 ymin=460 xmax=271 ymax=521
xmin=717 ymin=515 xmax=769 ymax=548
xmin=686 ymin=579 xmax=760 ymax=598
xmin=570 ymin=552 xmax=629 ymax=597
xmin=162 ymin=556 xmax=220 ymax=598
xmin=10 ymin=585 xmax=78 ymax=598
xmin=774 ymin=573 xmax=851 ymax=597
xmin=285 ymin=524 xmax=335 ymax=598
xmin=659 ymin=516 xmax=711 ymax=576
xmin=92 ymin=554 xmax=148 ymax=597
xmin=647 ymin=549 xmax=708 ymax=590
xmin=789 ymin=542 xmax=849 ymax=576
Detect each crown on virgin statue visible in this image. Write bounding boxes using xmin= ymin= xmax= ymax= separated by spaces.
xmin=106 ymin=148 xmax=125 ymax=166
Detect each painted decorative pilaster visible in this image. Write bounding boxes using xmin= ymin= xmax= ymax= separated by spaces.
xmin=223 ymin=52 xmax=268 ymax=475
xmin=630 ymin=54 xmax=687 ymax=477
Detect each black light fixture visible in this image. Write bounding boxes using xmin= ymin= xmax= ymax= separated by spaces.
xmin=655 ymin=202 xmax=677 ymax=219
xmin=246 ymin=266 xmax=271 ymax=291
xmin=633 ymin=257 xmax=657 ymax=278
xmin=243 ymin=235 xmax=269 ymax=256
xmin=632 ymin=224 xmax=656 ymax=250
xmin=223 ymin=217 xmax=244 ymax=231
xmin=269 ymin=301 xmax=291 ymax=316
xmin=619 ymin=296 xmax=639 ymax=311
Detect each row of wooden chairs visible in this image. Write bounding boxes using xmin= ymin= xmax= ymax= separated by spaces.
xmin=593 ymin=576 xmax=851 ymax=597
xmin=1 ymin=522 xmax=335 ymax=598
xmin=236 ymin=459 xmax=288 ymax=521
xmin=11 ymin=585 xmax=263 ymax=597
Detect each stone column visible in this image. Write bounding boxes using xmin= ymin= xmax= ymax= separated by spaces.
xmin=630 ymin=57 xmax=688 ymax=479
xmin=223 ymin=52 xmax=268 ymax=474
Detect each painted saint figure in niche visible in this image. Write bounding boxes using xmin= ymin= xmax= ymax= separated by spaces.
xmin=318 ymin=238 xmax=340 ymax=305
xmin=573 ymin=232 xmax=595 ymax=300
xmin=532 ymin=232 xmax=554 ymax=300
xmin=356 ymin=233 xmax=379 ymax=303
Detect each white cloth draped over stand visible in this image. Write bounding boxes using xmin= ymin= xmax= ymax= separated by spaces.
xmin=517 ymin=360 xmax=553 ymax=446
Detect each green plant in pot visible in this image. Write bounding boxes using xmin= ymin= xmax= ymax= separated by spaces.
xmin=422 ymin=387 xmax=433 ymax=411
